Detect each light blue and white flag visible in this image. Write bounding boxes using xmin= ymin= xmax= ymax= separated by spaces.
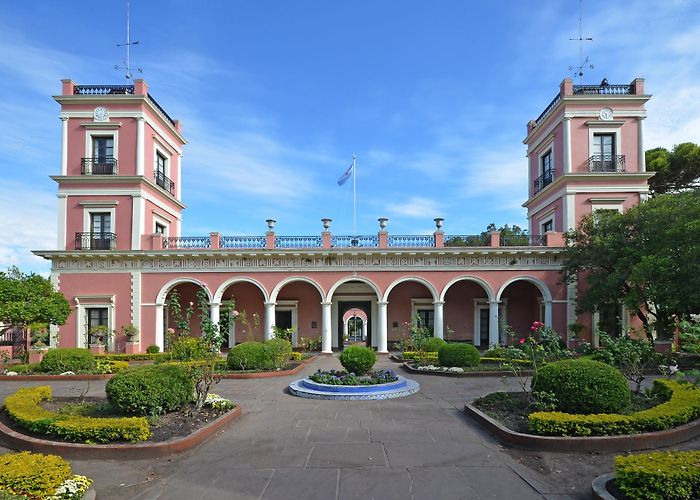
xmin=337 ymin=162 xmax=354 ymax=186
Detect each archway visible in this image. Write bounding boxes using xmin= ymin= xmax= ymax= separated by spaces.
xmin=272 ymin=277 xmax=324 ymax=347
xmin=497 ymin=278 xmax=550 ymax=342
xmin=441 ymin=277 xmax=494 ymax=347
xmin=384 ymin=278 xmax=438 ymax=346
xmin=159 ymin=280 xmax=212 ymax=350
xmin=328 ymin=278 xmax=381 ymax=350
xmin=217 ymin=280 xmax=268 ymax=347
xmin=343 ymin=309 xmax=368 ymax=343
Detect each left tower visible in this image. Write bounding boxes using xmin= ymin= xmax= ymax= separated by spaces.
xmin=54 ymin=79 xmax=186 ymax=252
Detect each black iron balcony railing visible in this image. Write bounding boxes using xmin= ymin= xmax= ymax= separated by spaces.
xmin=534 ymin=168 xmax=554 ymax=194
xmin=75 ymin=232 xmax=117 ymax=250
xmin=81 ymin=157 xmax=118 ymax=175
xmin=154 ymin=170 xmax=175 ymax=194
xmin=444 ymin=234 xmax=490 ymax=247
xmin=588 ymin=154 xmax=626 ymax=173
xmin=221 ymin=236 xmax=267 ymax=249
xmin=573 ymin=84 xmax=632 ymax=95
xmin=331 ymin=235 xmax=379 ymax=248
xmin=74 ymin=85 xmax=135 ymax=95
xmin=163 ymin=236 xmax=211 ymax=249
xmin=275 ymin=236 xmax=322 ymax=248
xmin=388 ymin=235 xmax=435 ymax=248
xmin=501 ymin=235 xmax=546 ymax=247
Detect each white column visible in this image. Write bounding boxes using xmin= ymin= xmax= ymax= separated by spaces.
xmin=264 ymin=302 xmax=276 ymax=340
xmin=155 ymin=304 xmax=164 ymax=351
xmin=321 ymin=301 xmax=332 ymax=353
xmin=343 ymin=319 xmax=349 ymax=337
xmin=563 ymin=117 xmax=572 ymax=173
xmin=544 ymin=300 xmax=553 ymax=328
xmin=488 ymin=301 xmax=500 ymax=348
xmin=210 ymin=302 xmax=220 ymax=347
xmin=136 ymin=117 xmax=145 ymax=176
xmin=131 ymin=194 xmax=144 ymax=250
xmin=638 ymin=117 xmax=646 ymax=172
xmin=131 ymin=271 xmax=142 ymax=337
xmin=376 ymin=301 xmax=388 ymax=353
xmin=361 ymin=321 xmax=367 ymax=340
xmin=433 ymin=301 xmax=444 ymax=339
xmin=60 ymin=117 xmax=68 ymax=176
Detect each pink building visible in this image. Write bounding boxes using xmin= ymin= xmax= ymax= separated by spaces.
xmin=34 ymin=77 xmax=652 ymax=353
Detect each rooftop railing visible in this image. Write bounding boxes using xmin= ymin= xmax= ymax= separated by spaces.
xmin=388 ymin=235 xmax=435 ymax=248
xmin=276 ymin=236 xmax=322 ymax=248
xmin=573 ymin=84 xmax=632 ymax=95
xmin=163 ymin=236 xmax=211 ymax=250
xmin=75 ymin=232 xmax=117 ymax=250
xmin=444 ymin=234 xmax=490 ymax=247
xmin=221 ymin=236 xmax=266 ymax=249
xmin=74 ymin=85 xmax=134 ymax=95
xmin=501 ymin=235 xmax=546 ymax=247
xmin=331 ymin=235 xmax=379 ymax=248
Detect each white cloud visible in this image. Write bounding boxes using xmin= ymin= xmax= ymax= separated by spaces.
xmin=385 ymin=196 xmax=442 ymax=218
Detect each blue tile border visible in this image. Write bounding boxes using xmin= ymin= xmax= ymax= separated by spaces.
xmin=289 ymin=376 xmax=420 ymax=400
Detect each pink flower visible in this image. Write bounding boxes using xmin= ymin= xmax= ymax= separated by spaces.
xmin=167 ymin=328 xmax=175 ymax=334
xmin=519 ymin=338 xmax=525 ymax=344
xmin=189 ymin=301 xmax=194 ymax=306
xmin=232 ymin=310 xmax=240 ymax=317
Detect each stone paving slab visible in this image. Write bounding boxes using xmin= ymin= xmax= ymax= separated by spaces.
xmin=307 ymin=442 xmax=388 ymax=468
xmin=338 ymin=468 xmax=412 ymax=500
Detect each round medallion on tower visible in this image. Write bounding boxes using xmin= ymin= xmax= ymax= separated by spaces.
xmin=93 ymin=106 xmax=109 ymax=122
xmin=599 ymin=107 xmax=614 ymax=121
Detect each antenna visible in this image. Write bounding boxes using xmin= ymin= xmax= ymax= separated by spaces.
xmin=114 ymin=0 xmax=142 ymax=80
xmin=568 ymin=0 xmax=593 ymax=84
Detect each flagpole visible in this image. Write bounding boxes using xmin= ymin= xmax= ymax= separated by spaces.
xmin=352 ymin=154 xmax=357 ymax=236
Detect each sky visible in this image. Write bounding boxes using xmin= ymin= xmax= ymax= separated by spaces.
xmin=0 ymin=0 xmax=698 ymax=275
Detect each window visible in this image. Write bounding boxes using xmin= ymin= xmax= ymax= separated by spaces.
xmin=91 ymin=136 xmax=115 ymax=174
xmin=86 ymin=307 xmax=108 ymax=344
xmin=90 ymin=212 xmax=112 ymax=250
xmin=592 ymin=133 xmax=616 ymax=172
xmin=541 ymin=150 xmax=552 ymax=177
xmin=598 ymin=304 xmax=623 ymax=338
xmin=156 ymin=152 xmax=166 ymax=176
xmin=535 ymin=149 xmax=554 ymax=192
xmin=542 ymin=219 xmax=553 ymax=233
xmin=416 ymin=309 xmax=434 ymax=331
xmin=155 ymin=222 xmax=166 ymax=234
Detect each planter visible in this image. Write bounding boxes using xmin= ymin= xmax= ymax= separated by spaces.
xmin=28 ymin=349 xmax=48 ymax=364
xmin=654 ymin=340 xmax=673 ymax=354
xmin=125 ymin=341 xmax=140 ymax=354
xmin=591 ymin=473 xmax=618 ymax=500
xmin=89 ymin=344 xmax=105 ymax=355
xmin=0 ymin=345 xmax=14 ymax=360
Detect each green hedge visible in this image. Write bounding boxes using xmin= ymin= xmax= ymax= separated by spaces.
xmin=424 ymin=337 xmax=447 ymax=352
xmin=0 ymin=451 xmax=72 ymax=498
xmin=532 ymin=359 xmax=630 ymax=414
xmin=40 ymin=348 xmax=95 ymax=373
xmin=95 ymin=353 xmax=165 ymax=362
xmin=169 ymin=337 xmax=210 ymax=361
xmin=528 ymin=380 xmax=700 ymax=436
xmin=339 ymin=346 xmax=376 ymax=375
xmin=615 ymin=450 xmax=700 ymax=500
xmin=402 ymin=351 xmax=438 ymax=362
xmin=227 ymin=342 xmax=274 ymax=371
xmin=4 ymin=386 xmax=150 ymax=443
xmin=438 ymin=343 xmax=480 ymax=368
xmin=106 ymin=364 xmax=194 ymax=416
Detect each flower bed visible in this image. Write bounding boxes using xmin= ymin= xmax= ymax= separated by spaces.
xmin=615 ymin=450 xmax=700 ymax=500
xmin=309 ymin=369 xmax=398 ymax=385
xmin=0 ymin=451 xmax=92 ymax=500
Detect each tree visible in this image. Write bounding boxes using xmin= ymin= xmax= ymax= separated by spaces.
xmin=445 ymin=223 xmax=529 ymax=246
xmin=0 ymin=267 xmax=71 ymax=341
xmin=646 ymin=142 xmax=700 ymax=194
xmin=561 ymin=190 xmax=700 ymax=338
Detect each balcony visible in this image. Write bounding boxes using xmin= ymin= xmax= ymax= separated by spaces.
xmin=533 ymin=168 xmax=554 ymax=194
xmin=588 ymin=154 xmax=626 ymax=173
xmin=81 ymin=157 xmax=118 ymax=175
xmin=155 ymin=170 xmax=175 ymax=194
xmin=75 ymin=232 xmax=117 ymax=250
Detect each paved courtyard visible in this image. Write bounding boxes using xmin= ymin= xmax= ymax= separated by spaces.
xmin=1 ymin=356 xmax=697 ymax=499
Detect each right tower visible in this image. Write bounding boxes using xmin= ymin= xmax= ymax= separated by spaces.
xmin=523 ymin=78 xmax=653 ymax=236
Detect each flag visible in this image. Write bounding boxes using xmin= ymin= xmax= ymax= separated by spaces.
xmin=337 ymin=162 xmax=353 ymax=186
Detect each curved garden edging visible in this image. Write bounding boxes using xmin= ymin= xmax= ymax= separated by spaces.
xmin=0 ymin=405 xmax=242 ymax=460
xmin=591 ymin=473 xmax=617 ymax=500
xmin=402 ymin=362 xmax=533 ymax=378
xmin=219 ymin=361 xmax=305 ymax=378
xmin=464 ymin=402 xmax=700 ymax=452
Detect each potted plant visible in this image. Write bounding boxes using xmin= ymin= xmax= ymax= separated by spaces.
xmin=121 ymin=324 xmax=140 ymax=354
xmin=28 ymin=326 xmax=50 ymax=364
xmin=568 ymin=322 xmax=585 ymax=348
xmin=88 ymin=325 xmax=112 ymax=354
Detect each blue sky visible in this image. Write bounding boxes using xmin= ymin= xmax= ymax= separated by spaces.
xmin=1 ymin=0 xmax=698 ymax=274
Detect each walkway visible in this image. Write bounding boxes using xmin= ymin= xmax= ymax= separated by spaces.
xmin=0 ymin=356 xmax=696 ymax=499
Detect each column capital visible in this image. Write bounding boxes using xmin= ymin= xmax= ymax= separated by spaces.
xmin=488 ymin=300 xmax=501 ymax=305
xmin=432 ymin=300 xmax=445 ymax=305
xmin=60 ymin=116 xmax=69 ymax=122
xmin=376 ymin=301 xmax=389 ymax=306
xmin=264 ymin=301 xmax=277 ymax=307
xmin=136 ymin=116 xmax=145 ymax=122
xmin=320 ymin=301 xmax=333 ymax=307
xmin=209 ymin=302 xmax=221 ymax=307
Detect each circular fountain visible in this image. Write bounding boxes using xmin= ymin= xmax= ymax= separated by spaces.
xmin=289 ymin=376 xmax=420 ymax=400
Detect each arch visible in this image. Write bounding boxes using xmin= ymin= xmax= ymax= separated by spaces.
xmin=496 ymin=276 xmax=553 ymax=302
xmin=326 ymin=276 xmax=382 ymax=302
xmin=156 ymin=277 xmax=214 ymax=305
xmin=213 ymin=277 xmax=270 ymax=304
xmin=270 ymin=276 xmax=325 ymax=303
xmin=439 ymin=276 xmax=495 ymax=302
xmin=382 ymin=276 xmax=439 ymax=303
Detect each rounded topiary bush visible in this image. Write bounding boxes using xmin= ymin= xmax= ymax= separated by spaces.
xmin=339 ymin=346 xmax=376 ymax=375
xmin=424 ymin=337 xmax=447 ymax=352
xmin=438 ymin=343 xmax=480 ymax=368
xmin=146 ymin=344 xmax=160 ymax=354
xmin=532 ymin=359 xmax=631 ymax=414
xmin=40 ymin=348 xmax=95 ymax=373
xmin=106 ymin=364 xmax=194 ymax=416
xmin=265 ymin=338 xmax=293 ymax=368
xmin=226 ymin=342 xmax=274 ymax=371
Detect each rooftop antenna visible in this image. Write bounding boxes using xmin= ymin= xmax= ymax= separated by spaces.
xmin=114 ymin=0 xmax=142 ymax=80
xmin=568 ymin=0 xmax=593 ymax=84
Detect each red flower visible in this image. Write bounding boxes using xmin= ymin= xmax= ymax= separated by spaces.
xmin=519 ymin=338 xmax=525 ymax=344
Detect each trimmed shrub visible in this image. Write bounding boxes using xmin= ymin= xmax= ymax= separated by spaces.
xmin=424 ymin=337 xmax=447 ymax=352
xmin=146 ymin=344 xmax=160 ymax=354
xmin=40 ymin=348 xmax=94 ymax=373
xmin=0 ymin=452 xmax=72 ymax=498
xmin=528 ymin=379 xmax=700 ymax=436
xmin=339 ymin=346 xmax=376 ymax=375
xmin=615 ymin=450 xmax=700 ymax=500
xmin=106 ymin=364 xmax=194 ymax=416
xmin=402 ymin=351 xmax=438 ymax=362
xmin=265 ymin=338 xmax=293 ymax=369
xmin=96 ymin=353 xmax=165 ymax=362
xmin=438 ymin=343 xmax=480 ymax=368
xmin=95 ymin=359 xmax=129 ymax=374
xmin=226 ymin=342 xmax=274 ymax=371
xmin=170 ymin=337 xmax=210 ymax=361
xmin=532 ymin=358 xmax=631 ymax=414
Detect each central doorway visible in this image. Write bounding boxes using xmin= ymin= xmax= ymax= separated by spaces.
xmin=337 ymin=301 xmax=371 ymax=349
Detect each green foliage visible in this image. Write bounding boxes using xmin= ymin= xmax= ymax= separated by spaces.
xmin=265 ymin=338 xmax=293 ymax=369
xmin=298 ymin=336 xmax=321 ymax=352
xmin=679 ymin=320 xmax=700 ymax=353
xmin=646 ymin=142 xmax=700 ymax=194
xmin=532 ymin=359 xmax=631 ymax=414
xmin=169 ymin=337 xmax=210 ymax=361
xmin=423 ymin=337 xmax=447 ymax=352
xmin=402 ymin=351 xmax=438 ymax=362
xmin=438 ymin=343 xmax=480 ymax=368
xmin=272 ymin=326 xmax=295 ymax=343
xmin=591 ymin=331 xmax=661 ymax=393
xmin=0 ymin=451 xmax=72 ymax=498
xmin=562 ymin=190 xmax=700 ymax=338
xmin=0 ymin=267 xmax=71 ymax=329
xmin=615 ymin=450 xmax=700 ymax=500
xmin=528 ymin=379 xmax=700 ymax=436
xmin=4 ymin=386 xmax=151 ymax=443
xmin=106 ymin=364 xmax=194 ymax=416
xmin=94 ymin=359 xmax=128 ymax=374
xmin=226 ymin=342 xmax=274 ymax=371
xmin=339 ymin=346 xmax=377 ymax=375
xmin=146 ymin=344 xmax=160 ymax=354
xmin=309 ymin=369 xmax=398 ymax=385
xmin=40 ymin=348 xmax=95 ymax=374
xmin=96 ymin=352 xmax=164 ymax=362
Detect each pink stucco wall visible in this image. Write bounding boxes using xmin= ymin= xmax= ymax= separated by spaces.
xmin=64 ymin=195 xmax=133 ymax=250
xmin=220 ymin=282 xmax=266 ymax=343
xmin=443 ymin=280 xmax=490 ymax=341
xmin=277 ymin=281 xmax=323 ymax=341
xmin=530 ymin=197 xmax=564 ymax=235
